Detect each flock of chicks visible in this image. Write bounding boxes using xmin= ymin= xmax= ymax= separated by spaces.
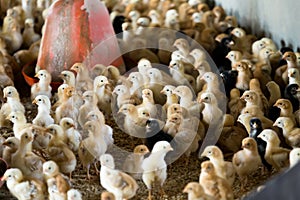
xmin=0 ymin=0 xmax=300 ymax=200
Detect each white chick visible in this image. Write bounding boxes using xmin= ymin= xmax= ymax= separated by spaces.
xmin=142 ymin=141 xmax=173 ymax=200
xmin=288 ymin=68 xmax=300 ymax=86
xmin=2 ymin=168 xmax=45 ymax=200
xmin=123 ymin=144 xmax=150 ymax=180
xmin=60 ymin=70 xmax=76 ymax=88
xmin=67 ymin=189 xmax=82 ymax=200
xmin=137 ymin=58 xmax=152 ymax=84
xmin=100 ymin=154 xmax=139 ymax=200
xmin=32 ymin=94 xmax=54 ymax=127
xmin=127 ymin=71 xmax=144 ymax=97
xmin=112 ymin=84 xmax=139 ymax=109
xmin=31 ymin=69 xmax=52 ymax=100
xmin=173 ymin=85 xmax=201 ymax=118
xmin=60 ymin=117 xmax=82 ymax=152
xmin=289 ymin=148 xmax=300 ymax=168
xmin=93 ymin=75 xmax=113 ymax=116
xmin=6 ymin=111 xmax=31 ymax=139
xmin=201 ymin=145 xmax=235 ymax=186
xmin=43 ymin=160 xmax=71 ymax=200
xmin=160 ymin=85 xmax=179 ymax=113
xmin=0 ymin=86 xmax=25 ymax=127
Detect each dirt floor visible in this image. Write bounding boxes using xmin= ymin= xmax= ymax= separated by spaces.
xmin=0 ymin=92 xmax=280 ymax=199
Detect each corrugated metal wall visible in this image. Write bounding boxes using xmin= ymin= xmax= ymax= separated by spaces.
xmin=214 ymin=0 xmax=300 ymax=51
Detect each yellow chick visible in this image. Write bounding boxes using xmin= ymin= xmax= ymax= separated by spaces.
xmin=46 ymin=124 xmax=76 ymax=179
xmin=228 ymin=88 xmax=246 ymax=120
xmin=275 ymin=51 xmax=298 ymax=87
xmin=100 ymin=154 xmax=139 ymax=200
xmin=123 ymin=144 xmax=150 ymax=180
xmin=201 ymin=145 xmax=235 ymax=186
xmin=2 ymin=168 xmax=45 ymax=200
xmin=183 ymin=182 xmax=216 ymax=200
xmin=257 ymin=129 xmax=290 ymax=171
xmin=274 ymin=98 xmax=296 ymax=125
xmin=60 ymin=70 xmax=76 ymax=88
xmin=52 ymin=83 xmax=70 ymax=111
xmin=0 ymin=86 xmax=25 ymax=128
xmin=93 ymin=75 xmax=113 ymax=116
xmin=32 ymin=94 xmax=54 ymax=127
xmin=232 ymin=137 xmax=262 ymax=190
xmin=2 ymin=137 xmax=20 ymax=167
xmin=78 ymin=90 xmax=99 ymax=129
xmin=289 ymin=148 xmax=300 ymax=168
xmin=240 ymin=90 xmax=267 ymax=114
xmin=273 ymin=117 xmax=300 ymax=148
xmin=266 ymin=81 xmax=281 ymax=106
xmin=6 ymin=111 xmax=31 ymax=139
xmin=78 ymin=120 xmax=109 ymax=180
xmin=70 ymin=62 xmax=93 ymax=92
xmin=31 ymin=69 xmax=52 ymax=100
xmin=199 ymin=161 xmax=234 ymax=200
xmin=160 ymin=85 xmax=179 ymax=113
xmin=142 ymin=141 xmax=173 ymax=200
xmin=60 ymin=117 xmax=82 ymax=152
xmin=43 ymin=160 xmax=71 ymax=200
xmin=11 ymin=128 xmax=45 ymax=182
xmin=235 ymin=61 xmax=253 ymax=91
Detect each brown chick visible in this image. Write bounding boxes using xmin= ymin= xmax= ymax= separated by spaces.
xmin=274 ymin=99 xmax=296 ymax=124
xmin=201 ymin=146 xmax=236 ymax=186
xmin=273 ymin=117 xmax=300 ymax=148
xmin=234 ymin=61 xmax=253 ymax=91
xmin=232 ymin=137 xmax=262 ymax=190
xmin=101 ymin=191 xmax=116 ymax=200
xmin=46 ymin=124 xmax=77 ymax=179
xmin=183 ymin=182 xmax=216 ymax=200
xmin=199 ymin=161 xmax=234 ymax=200
xmin=275 ymin=51 xmax=298 ymax=88
xmin=266 ymin=81 xmax=281 ymax=106
xmin=258 ymin=129 xmax=290 ymax=171
xmin=240 ymin=90 xmax=268 ymax=114
xmin=228 ymin=88 xmax=246 ymax=120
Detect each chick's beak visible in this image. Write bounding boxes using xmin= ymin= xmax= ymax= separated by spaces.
xmin=32 ymin=99 xmax=37 ymax=104
xmin=34 ymin=73 xmax=39 ymax=78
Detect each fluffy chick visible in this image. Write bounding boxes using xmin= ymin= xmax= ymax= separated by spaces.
xmin=123 ymin=144 xmax=150 ymax=180
xmin=31 ymin=69 xmax=52 ymax=100
xmin=234 ymin=61 xmax=252 ymax=91
xmin=2 ymin=168 xmax=45 ymax=200
xmin=274 ymin=99 xmax=296 ymax=125
xmin=93 ymin=75 xmax=113 ymax=116
xmin=273 ymin=117 xmax=300 ymax=148
xmin=43 ymin=160 xmax=71 ymax=200
xmin=201 ymin=145 xmax=235 ymax=186
xmin=78 ymin=90 xmax=99 ymax=129
xmin=2 ymin=137 xmax=20 ymax=167
xmin=199 ymin=161 xmax=234 ymax=200
xmin=183 ymin=182 xmax=216 ymax=200
xmin=258 ymin=129 xmax=290 ymax=171
xmin=67 ymin=189 xmax=82 ymax=200
xmin=70 ymin=62 xmax=93 ymax=92
xmin=232 ymin=137 xmax=262 ymax=190
xmin=142 ymin=141 xmax=173 ymax=200
xmin=60 ymin=117 xmax=82 ymax=152
xmin=100 ymin=154 xmax=139 ymax=200
xmin=289 ymin=148 xmax=300 ymax=168
xmin=32 ymin=94 xmax=54 ymax=127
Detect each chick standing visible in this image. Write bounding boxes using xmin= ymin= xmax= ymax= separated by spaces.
xmin=93 ymin=75 xmax=113 ymax=116
xmin=142 ymin=141 xmax=173 ymax=200
xmin=60 ymin=117 xmax=82 ymax=152
xmin=100 ymin=154 xmax=139 ymax=200
xmin=32 ymin=94 xmax=54 ymax=127
xmin=183 ymin=182 xmax=216 ymax=200
xmin=31 ymin=69 xmax=52 ymax=100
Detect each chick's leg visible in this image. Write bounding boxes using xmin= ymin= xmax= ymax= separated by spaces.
xmin=148 ymin=189 xmax=152 ymax=200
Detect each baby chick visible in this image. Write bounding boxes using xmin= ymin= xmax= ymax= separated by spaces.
xmin=228 ymin=88 xmax=245 ymax=120
xmin=199 ymin=161 xmax=234 ymax=200
xmin=60 ymin=117 xmax=82 ymax=152
xmin=258 ymin=129 xmax=290 ymax=171
xmin=78 ymin=90 xmax=99 ymax=129
xmin=43 ymin=160 xmax=71 ymax=200
xmin=78 ymin=120 xmax=109 ymax=180
xmin=289 ymin=148 xmax=300 ymax=168
xmin=67 ymin=189 xmax=82 ymax=200
xmin=31 ymin=69 xmax=52 ymax=100
xmin=142 ymin=141 xmax=173 ymax=200
xmin=234 ymin=61 xmax=252 ymax=91
xmin=60 ymin=70 xmax=76 ymax=88
xmin=2 ymin=137 xmax=19 ymax=167
xmin=201 ymin=145 xmax=235 ymax=186
xmin=2 ymin=168 xmax=45 ymax=200
xmin=0 ymin=86 xmax=25 ymax=127
xmin=123 ymin=144 xmax=150 ymax=180
xmin=22 ymin=18 xmax=41 ymax=48
xmin=7 ymin=111 xmax=31 ymax=139
xmin=183 ymin=182 xmax=216 ymax=200
xmin=93 ymin=75 xmax=113 ymax=116
xmin=100 ymin=154 xmax=139 ymax=200
xmin=160 ymin=85 xmax=179 ymax=113
xmin=232 ymin=137 xmax=262 ymax=190
xmin=70 ymin=62 xmax=93 ymax=92
xmin=32 ymin=94 xmax=54 ymax=127
xmin=46 ymin=124 xmax=76 ymax=179
xmin=273 ymin=117 xmax=300 ymax=148
xmin=274 ymin=98 xmax=296 ymax=125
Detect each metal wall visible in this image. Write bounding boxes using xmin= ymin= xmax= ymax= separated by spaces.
xmin=214 ymin=0 xmax=300 ymax=51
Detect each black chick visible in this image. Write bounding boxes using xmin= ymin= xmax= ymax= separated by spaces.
xmin=220 ymin=70 xmax=238 ymax=98
xmin=112 ymin=15 xmax=126 ymax=36
xmin=249 ymin=118 xmax=272 ymax=171
xmin=145 ymin=119 xmax=173 ymax=151
xmin=211 ymin=36 xmax=232 ymax=71
xmin=284 ymin=83 xmax=299 ymax=112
